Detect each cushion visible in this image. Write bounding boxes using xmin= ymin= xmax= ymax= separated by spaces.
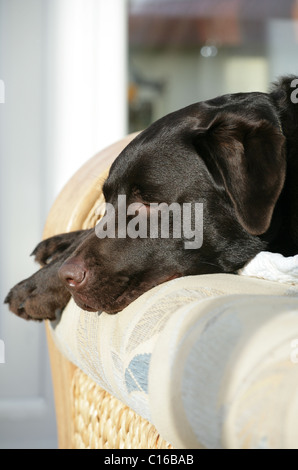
xmin=49 ymin=273 xmax=298 ymax=448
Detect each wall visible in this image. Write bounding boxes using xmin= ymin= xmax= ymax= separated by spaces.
xmin=0 ymin=0 xmax=127 ymax=448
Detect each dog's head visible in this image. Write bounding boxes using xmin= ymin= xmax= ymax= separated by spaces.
xmin=59 ymin=92 xmax=286 ymax=313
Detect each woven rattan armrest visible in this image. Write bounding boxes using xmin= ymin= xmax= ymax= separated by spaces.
xmin=43 ymin=134 xmax=298 ymax=450
xmin=43 ymin=133 xmax=171 ymax=449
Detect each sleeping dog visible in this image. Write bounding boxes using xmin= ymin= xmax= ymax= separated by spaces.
xmin=5 ymin=75 xmax=298 ymax=320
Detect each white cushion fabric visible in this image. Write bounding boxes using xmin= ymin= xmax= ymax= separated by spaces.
xmin=49 ymin=273 xmax=298 ymax=448
xmin=239 ymin=251 xmax=298 ymax=284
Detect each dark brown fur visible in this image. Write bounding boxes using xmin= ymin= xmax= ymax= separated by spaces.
xmin=5 ymin=76 xmax=298 ymax=320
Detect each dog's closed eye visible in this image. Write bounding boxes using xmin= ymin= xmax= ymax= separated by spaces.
xmin=131 ymin=185 xmax=159 ymax=206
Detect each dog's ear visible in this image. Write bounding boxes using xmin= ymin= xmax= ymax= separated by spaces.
xmin=193 ymin=113 xmax=286 ymax=235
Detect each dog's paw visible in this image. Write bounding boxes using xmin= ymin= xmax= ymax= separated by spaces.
xmin=32 ymin=231 xmax=89 ymax=266
xmin=5 ymin=230 xmax=92 ymax=321
xmin=4 ymin=266 xmax=71 ymax=321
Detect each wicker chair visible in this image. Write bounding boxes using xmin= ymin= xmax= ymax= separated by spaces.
xmin=44 ymin=134 xmax=298 ymax=449
xmin=44 ymin=133 xmax=172 ymax=449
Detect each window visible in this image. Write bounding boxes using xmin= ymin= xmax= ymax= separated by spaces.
xmin=128 ymin=0 xmax=298 ymax=132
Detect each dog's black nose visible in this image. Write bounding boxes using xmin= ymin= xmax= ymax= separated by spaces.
xmin=58 ymin=258 xmax=87 ymax=288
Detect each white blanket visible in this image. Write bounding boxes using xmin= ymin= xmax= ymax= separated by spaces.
xmin=239 ymin=252 xmax=298 ymax=284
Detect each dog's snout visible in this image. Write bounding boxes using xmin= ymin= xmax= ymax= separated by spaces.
xmin=58 ymin=258 xmax=87 ymax=288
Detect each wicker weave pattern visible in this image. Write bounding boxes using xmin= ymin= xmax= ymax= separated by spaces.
xmin=71 ymin=368 xmax=173 ymax=449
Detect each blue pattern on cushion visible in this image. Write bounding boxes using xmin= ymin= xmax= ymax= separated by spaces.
xmin=125 ymin=353 xmax=151 ymax=394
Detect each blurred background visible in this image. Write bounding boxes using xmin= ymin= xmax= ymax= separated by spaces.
xmin=0 ymin=0 xmax=298 ymax=448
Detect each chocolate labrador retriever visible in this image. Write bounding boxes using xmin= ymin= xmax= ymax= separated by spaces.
xmin=5 ymin=75 xmax=298 ymax=320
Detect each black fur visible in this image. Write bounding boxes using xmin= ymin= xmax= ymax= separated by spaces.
xmin=5 ymin=76 xmax=298 ymax=319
